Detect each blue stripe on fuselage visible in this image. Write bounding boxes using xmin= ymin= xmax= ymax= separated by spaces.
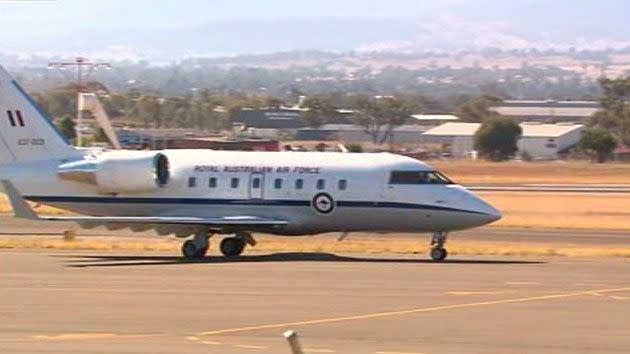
xmin=23 ymin=195 xmax=488 ymax=215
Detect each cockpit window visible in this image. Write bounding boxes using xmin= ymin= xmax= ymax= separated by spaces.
xmin=389 ymin=171 xmax=453 ymax=185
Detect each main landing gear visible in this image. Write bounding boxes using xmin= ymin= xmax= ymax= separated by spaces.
xmin=182 ymin=231 xmax=210 ymax=260
xmin=220 ymin=231 xmax=256 ymax=257
xmin=430 ymin=231 xmax=448 ymax=261
xmin=181 ymin=231 xmax=256 ymax=259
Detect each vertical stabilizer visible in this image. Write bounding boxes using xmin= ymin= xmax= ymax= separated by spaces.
xmin=0 ymin=65 xmax=80 ymax=164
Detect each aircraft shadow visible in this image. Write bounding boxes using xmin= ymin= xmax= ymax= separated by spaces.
xmin=54 ymin=252 xmax=546 ymax=268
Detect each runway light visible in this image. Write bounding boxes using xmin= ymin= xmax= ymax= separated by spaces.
xmin=283 ymin=330 xmax=304 ymax=354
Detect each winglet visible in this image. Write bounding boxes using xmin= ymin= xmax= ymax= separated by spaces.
xmin=1 ymin=180 xmax=39 ymax=219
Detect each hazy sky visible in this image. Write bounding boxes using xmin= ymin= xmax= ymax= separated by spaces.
xmin=1 ymin=0 xmax=629 ymax=59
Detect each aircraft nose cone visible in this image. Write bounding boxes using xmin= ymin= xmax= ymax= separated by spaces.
xmin=459 ymin=188 xmax=502 ymax=225
xmin=448 ymin=186 xmax=503 ymax=228
xmin=482 ymin=205 xmax=502 ymax=223
xmin=474 ymin=198 xmax=502 ymax=225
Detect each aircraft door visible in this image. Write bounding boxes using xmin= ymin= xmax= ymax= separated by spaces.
xmin=248 ymin=172 xmax=264 ymax=199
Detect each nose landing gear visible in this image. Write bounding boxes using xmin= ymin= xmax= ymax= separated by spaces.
xmin=430 ymin=231 xmax=448 ymax=261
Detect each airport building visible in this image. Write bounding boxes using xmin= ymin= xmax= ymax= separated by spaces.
xmin=233 ymin=107 xmax=353 ymax=139
xmin=116 ymin=128 xmax=278 ymax=151
xmin=422 ymin=122 xmax=585 ymax=159
xmin=235 ymin=108 xmax=454 ymax=143
xmin=489 ymin=100 xmax=599 ymax=123
xmin=294 ymin=124 xmax=428 ymax=143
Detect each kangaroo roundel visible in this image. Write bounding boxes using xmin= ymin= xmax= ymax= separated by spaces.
xmin=312 ymin=192 xmax=335 ymax=214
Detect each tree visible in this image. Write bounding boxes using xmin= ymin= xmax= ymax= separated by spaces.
xmin=132 ymin=96 xmax=162 ymax=128
xmin=457 ymin=95 xmax=502 ymax=122
xmin=93 ymin=128 xmax=109 ymax=143
xmin=160 ymin=97 xmax=189 ymax=128
xmin=591 ymin=77 xmax=630 ymax=145
xmin=474 ymin=117 xmax=522 ymax=161
xmin=57 ymin=115 xmax=76 ymax=141
xmin=353 ymin=95 xmax=413 ymax=145
xmin=579 ymin=128 xmax=618 ymax=163
xmin=300 ymin=96 xmax=336 ymax=128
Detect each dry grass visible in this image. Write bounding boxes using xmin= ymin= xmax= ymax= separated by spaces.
xmin=432 ymin=160 xmax=630 ymax=184
xmin=480 ymin=192 xmax=630 ymax=230
xmin=0 ymin=195 xmax=69 ymax=215
xmin=1 ymin=236 xmax=628 ymax=258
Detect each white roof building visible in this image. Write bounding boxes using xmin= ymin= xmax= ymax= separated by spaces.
xmin=422 ymin=122 xmax=584 ymax=160
xmin=489 ymin=100 xmax=599 ymax=123
xmin=410 ymin=114 xmax=459 ymax=124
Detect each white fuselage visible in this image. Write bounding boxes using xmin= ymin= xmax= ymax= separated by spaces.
xmin=1 ymin=149 xmax=501 ymax=236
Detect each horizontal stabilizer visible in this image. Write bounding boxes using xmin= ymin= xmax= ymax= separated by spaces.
xmin=1 ymin=180 xmax=39 ymax=219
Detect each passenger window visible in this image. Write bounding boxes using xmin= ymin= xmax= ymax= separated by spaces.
xmin=389 ymin=171 xmax=453 ymax=185
xmin=188 ymin=177 xmax=197 ymax=188
xmin=295 ymin=179 xmax=304 ymax=190
xmin=231 ymin=177 xmax=239 ymax=189
xmin=252 ymin=177 xmax=261 ymax=189
xmin=208 ymin=177 xmax=217 ymax=188
xmin=274 ymin=178 xmax=283 ymax=189
xmin=338 ymin=179 xmax=347 ymax=190
xmin=317 ymin=179 xmax=326 ymax=190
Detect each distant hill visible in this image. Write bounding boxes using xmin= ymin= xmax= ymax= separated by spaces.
xmin=3 ymin=6 xmax=630 ymax=63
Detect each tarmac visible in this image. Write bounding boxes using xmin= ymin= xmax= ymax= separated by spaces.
xmin=1 ymin=248 xmax=628 ymax=354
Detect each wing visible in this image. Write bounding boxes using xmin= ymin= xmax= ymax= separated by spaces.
xmin=1 ymin=180 xmax=288 ymax=228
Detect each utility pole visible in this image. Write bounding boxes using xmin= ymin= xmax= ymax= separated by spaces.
xmin=48 ymin=57 xmax=111 ymax=147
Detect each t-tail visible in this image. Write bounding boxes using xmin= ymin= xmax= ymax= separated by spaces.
xmin=0 ymin=65 xmax=80 ymax=165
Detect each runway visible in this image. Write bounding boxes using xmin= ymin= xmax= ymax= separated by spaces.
xmin=1 ymin=249 xmax=628 ymax=353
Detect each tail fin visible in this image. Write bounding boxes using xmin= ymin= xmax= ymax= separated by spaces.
xmin=0 ymin=65 xmax=80 ymax=164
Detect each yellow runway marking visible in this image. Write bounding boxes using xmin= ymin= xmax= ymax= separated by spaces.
xmin=32 ymin=333 xmax=117 ymax=341
xmin=30 ymin=333 xmax=160 ymax=341
xmin=186 ymin=336 xmax=200 ymax=341
xmin=234 ymin=344 xmax=266 ymax=349
xmin=306 ymin=349 xmax=336 ymax=353
xmin=609 ymin=295 xmax=629 ymax=300
xmin=505 ymin=281 xmax=539 ymax=285
xmin=198 ymin=286 xmax=629 ymax=336
xmin=376 ymin=351 xmax=426 ymax=354
xmin=447 ymin=290 xmax=516 ymax=296
xmin=201 ymin=340 xmax=222 ymax=345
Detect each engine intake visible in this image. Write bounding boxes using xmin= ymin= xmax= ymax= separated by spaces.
xmin=58 ymin=152 xmax=170 ymax=194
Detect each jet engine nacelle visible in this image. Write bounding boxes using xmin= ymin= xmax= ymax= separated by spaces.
xmin=58 ymin=151 xmax=170 ymax=194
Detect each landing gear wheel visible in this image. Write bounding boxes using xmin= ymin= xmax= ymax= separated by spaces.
xmin=429 ymin=231 xmax=448 ymax=261
xmin=182 ymin=240 xmax=207 ymax=260
xmin=220 ymin=237 xmax=246 ymax=257
xmin=430 ymin=247 xmax=448 ymax=261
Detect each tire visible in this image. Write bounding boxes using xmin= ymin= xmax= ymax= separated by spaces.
xmin=182 ymin=240 xmax=202 ymax=259
xmin=430 ymin=247 xmax=448 ymax=261
xmin=220 ymin=237 xmax=246 ymax=257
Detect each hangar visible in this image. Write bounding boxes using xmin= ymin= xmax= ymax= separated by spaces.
xmin=422 ymin=122 xmax=584 ymax=159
